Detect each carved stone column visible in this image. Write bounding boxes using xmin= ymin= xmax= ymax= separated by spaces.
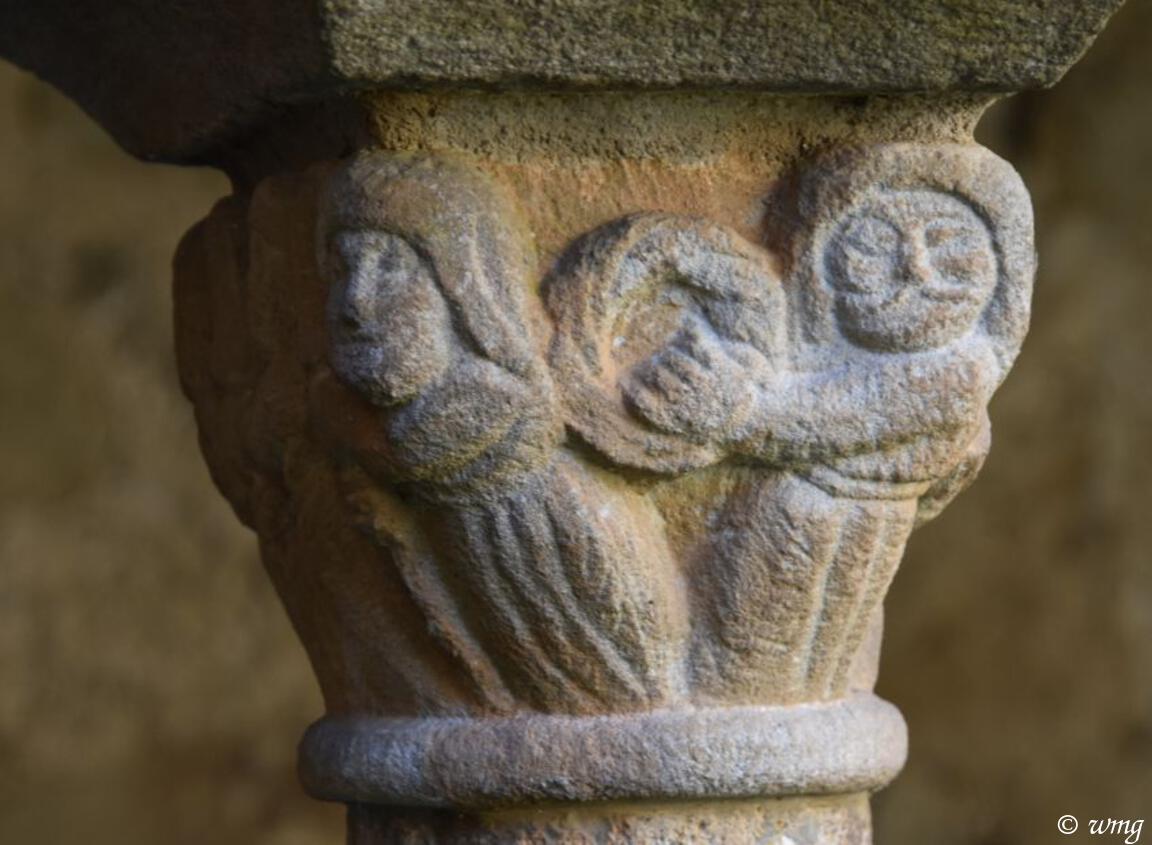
xmin=0 ymin=3 xmax=1125 ymax=842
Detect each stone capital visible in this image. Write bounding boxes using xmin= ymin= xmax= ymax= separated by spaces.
xmin=0 ymin=3 xmax=1126 ymax=842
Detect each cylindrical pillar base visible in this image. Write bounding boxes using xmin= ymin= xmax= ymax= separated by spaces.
xmin=348 ymin=795 xmax=872 ymax=844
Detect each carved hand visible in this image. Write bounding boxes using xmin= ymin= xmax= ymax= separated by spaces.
xmin=623 ymin=317 xmax=766 ymax=442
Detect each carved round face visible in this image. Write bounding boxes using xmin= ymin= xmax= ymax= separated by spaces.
xmin=326 ymin=230 xmax=454 ymax=407
xmin=824 ymin=190 xmax=998 ymax=352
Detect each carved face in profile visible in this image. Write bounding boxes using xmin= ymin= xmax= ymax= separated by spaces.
xmin=325 ymin=230 xmax=454 ymax=407
xmin=824 ymin=190 xmax=997 ymax=352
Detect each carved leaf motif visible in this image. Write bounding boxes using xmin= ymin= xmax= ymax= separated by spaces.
xmin=433 ymin=457 xmax=686 ymax=712
xmin=690 ymin=472 xmax=916 ymax=705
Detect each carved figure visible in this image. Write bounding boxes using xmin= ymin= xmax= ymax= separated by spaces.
xmin=549 ymin=145 xmax=1034 ymax=704
xmin=313 ymin=152 xmax=683 ymax=714
xmin=308 ymin=143 xmax=1032 ymax=715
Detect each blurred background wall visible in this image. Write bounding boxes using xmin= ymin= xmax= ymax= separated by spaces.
xmin=875 ymin=1 xmax=1152 ymax=839
xmin=0 ymin=2 xmax=1148 ymax=842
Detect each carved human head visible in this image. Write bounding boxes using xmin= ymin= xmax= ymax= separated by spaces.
xmin=324 ymin=226 xmax=454 ymax=407
xmin=772 ymin=144 xmax=1034 ymax=377
xmin=825 ymin=189 xmax=997 ymax=352
xmin=320 ymin=152 xmax=540 ymax=408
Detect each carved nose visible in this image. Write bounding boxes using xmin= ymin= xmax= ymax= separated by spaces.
xmin=901 ymin=243 xmax=933 ymax=286
xmin=335 ymin=266 xmax=378 ymax=333
xmin=337 ymin=304 xmax=366 ymax=331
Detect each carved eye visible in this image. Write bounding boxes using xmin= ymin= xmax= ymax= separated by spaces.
xmin=924 ymin=219 xmax=980 ymax=252
xmin=330 ymin=231 xmax=422 ymax=283
xmin=925 ymin=225 xmax=962 ymax=248
xmin=373 ymin=235 xmax=416 ymax=275
xmin=828 ymin=214 xmax=903 ymax=294
xmin=923 ymin=219 xmax=992 ymax=286
xmin=841 ymin=215 xmax=900 ymax=258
